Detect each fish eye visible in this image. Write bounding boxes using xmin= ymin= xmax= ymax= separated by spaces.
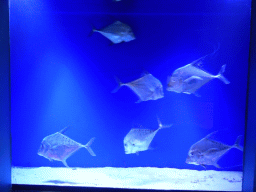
xmin=132 ymin=143 xmax=135 ymax=146
xmin=190 ymin=152 xmax=194 ymax=156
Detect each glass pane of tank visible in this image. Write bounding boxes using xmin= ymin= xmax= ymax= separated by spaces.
xmin=10 ymin=0 xmax=250 ymax=191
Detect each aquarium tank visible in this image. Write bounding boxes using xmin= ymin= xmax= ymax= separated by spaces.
xmin=10 ymin=0 xmax=251 ymax=191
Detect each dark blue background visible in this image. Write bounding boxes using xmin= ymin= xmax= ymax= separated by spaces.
xmin=10 ymin=0 xmax=250 ymax=171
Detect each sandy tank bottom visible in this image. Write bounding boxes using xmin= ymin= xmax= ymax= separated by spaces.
xmin=12 ymin=167 xmax=242 ymax=191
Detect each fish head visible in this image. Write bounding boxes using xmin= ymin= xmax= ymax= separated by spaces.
xmin=166 ymin=76 xmax=183 ymax=92
xmin=37 ymin=140 xmax=51 ymax=157
xmin=124 ymin=139 xmax=144 ymax=154
xmin=185 ymin=149 xmax=204 ymax=165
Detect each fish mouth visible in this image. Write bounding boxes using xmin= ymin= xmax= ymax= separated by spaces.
xmin=185 ymin=157 xmax=192 ymax=164
xmin=124 ymin=150 xmax=132 ymax=154
xmin=166 ymin=86 xmax=173 ymax=91
xmin=37 ymin=151 xmax=43 ymax=156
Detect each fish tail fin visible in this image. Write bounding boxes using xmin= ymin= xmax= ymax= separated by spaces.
xmin=111 ymin=76 xmax=124 ymax=93
xmin=233 ymin=135 xmax=243 ymax=151
xmin=216 ymin=64 xmax=230 ymax=84
xmin=157 ymin=117 xmax=172 ymax=129
xmin=84 ymin=137 xmax=96 ymax=156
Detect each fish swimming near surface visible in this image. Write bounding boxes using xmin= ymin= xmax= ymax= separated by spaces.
xmin=186 ymin=131 xmax=243 ymax=168
xmin=167 ymin=50 xmax=230 ymax=96
xmin=38 ymin=126 xmax=96 ymax=167
xmin=90 ymin=21 xmax=135 ymax=44
xmin=112 ymin=73 xmax=164 ymax=103
xmin=124 ymin=118 xmax=172 ymax=155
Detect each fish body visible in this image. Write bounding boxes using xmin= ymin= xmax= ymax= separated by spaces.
xmin=113 ymin=73 xmax=164 ymax=103
xmin=124 ymin=118 xmax=171 ymax=154
xmin=92 ymin=21 xmax=135 ymax=44
xmin=167 ymin=52 xmax=230 ymax=96
xmin=38 ymin=127 xmax=96 ymax=167
xmin=186 ymin=131 xmax=243 ymax=168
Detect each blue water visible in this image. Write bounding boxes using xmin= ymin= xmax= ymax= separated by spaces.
xmin=10 ymin=0 xmax=250 ymax=172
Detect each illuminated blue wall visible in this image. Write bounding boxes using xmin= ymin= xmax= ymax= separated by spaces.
xmin=10 ymin=0 xmax=249 ymax=172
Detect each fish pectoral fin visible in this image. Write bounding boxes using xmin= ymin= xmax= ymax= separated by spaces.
xmin=136 ymin=151 xmax=139 ymax=156
xmin=62 ymin=160 xmax=69 ymax=168
xmin=184 ymin=76 xmax=203 ymax=85
xmin=214 ymin=163 xmax=221 ymax=168
xmin=205 ymin=148 xmax=219 ymax=155
xmin=200 ymin=164 xmax=207 ymax=169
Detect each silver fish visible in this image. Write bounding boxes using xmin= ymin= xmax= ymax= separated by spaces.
xmin=38 ymin=127 xmax=96 ymax=167
xmin=186 ymin=131 xmax=243 ymax=168
xmin=167 ymin=51 xmax=230 ymax=96
xmin=124 ymin=118 xmax=172 ymax=155
xmin=112 ymin=73 xmax=164 ymax=103
xmin=91 ymin=21 xmax=135 ymax=44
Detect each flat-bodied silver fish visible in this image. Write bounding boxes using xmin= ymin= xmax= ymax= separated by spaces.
xmin=124 ymin=118 xmax=172 ymax=155
xmin=186 ymin=131 xmax=243 ymax=168
xmin=112 ymin=73 xmax=164 ymax=103
xmin=38 ymin=127 xmax=96 ymax=167
xmin=91 ymin=21 xmax=135 ymax=44
xmin=167 ymin=51 xmax=230 ymax=96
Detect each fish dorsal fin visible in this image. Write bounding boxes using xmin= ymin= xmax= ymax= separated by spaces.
xmin=114 ymin=20 xmax=123 ymax=25
xmin=59 ymin=126 xmax=70 ymax=134
xmin=205 ymin=131 xmax=218 ymax=139
xmin=190 ymin=45 xmax=220 ymax=68
xmin=141 ymin=70 xmax=150 ymax=77
xmin=190 ymin=57 xmax=204 ymax=68
xmin=132 ymin=123 xmax=145 ymax=129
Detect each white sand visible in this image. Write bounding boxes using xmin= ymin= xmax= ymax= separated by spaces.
xmin=12 ymin=167 xmax=242 ymax=191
